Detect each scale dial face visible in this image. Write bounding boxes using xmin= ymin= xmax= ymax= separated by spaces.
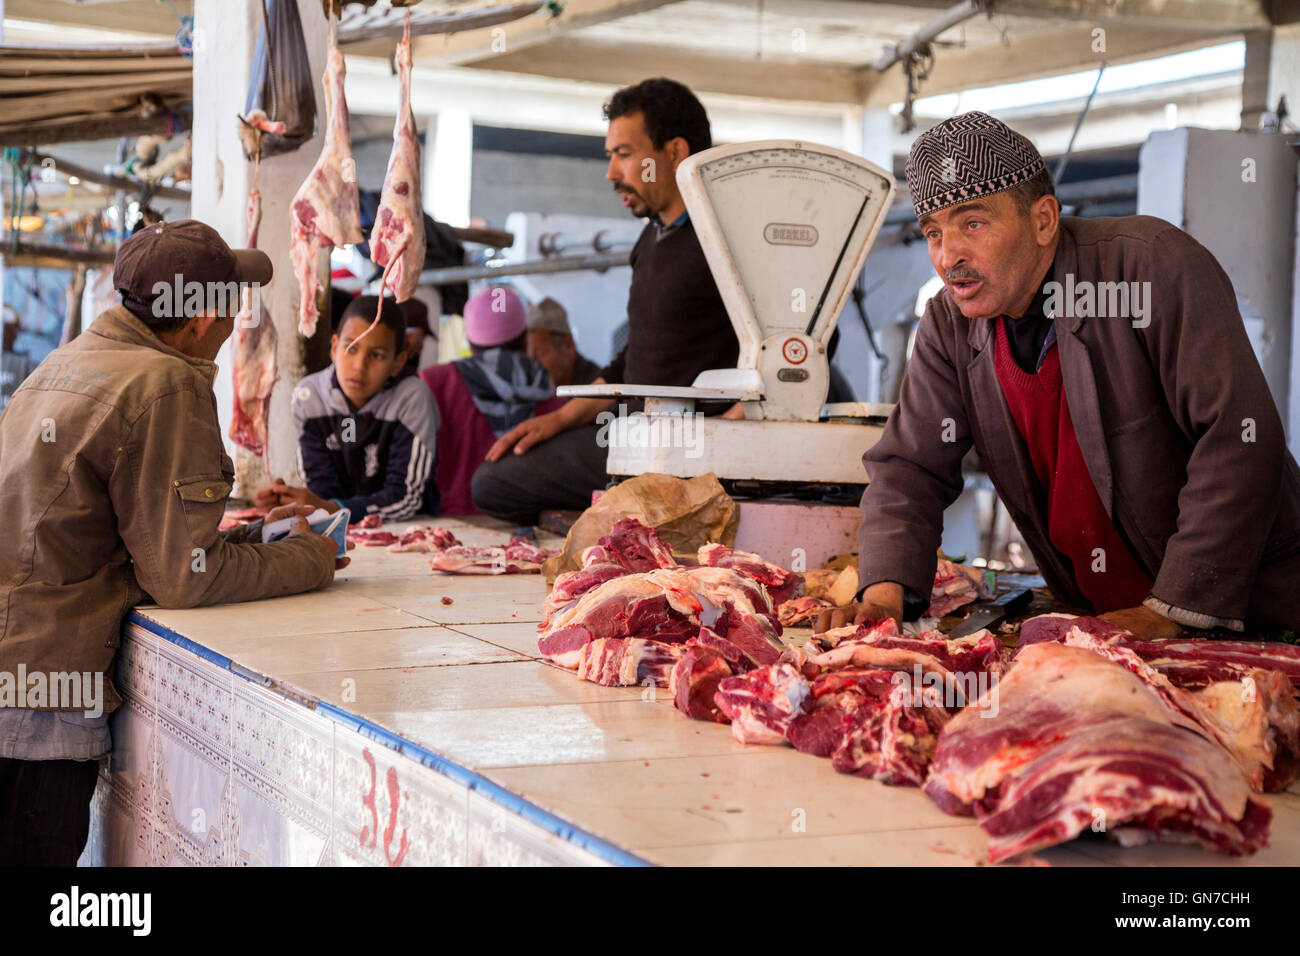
xmin=690 ymin=145 xmax=894 ymax=344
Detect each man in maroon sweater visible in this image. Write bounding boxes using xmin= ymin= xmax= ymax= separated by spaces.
xmin=821 ymin=111 xmax=1300 ymax=639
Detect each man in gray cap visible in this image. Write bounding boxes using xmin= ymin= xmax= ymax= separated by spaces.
xmin=525 ymin=296 xmax=601 ymax=389
xmin=0 ymin=220 xmax=344 ymax=865
xmin=821 ymin=111 xmax=1299 ymax=638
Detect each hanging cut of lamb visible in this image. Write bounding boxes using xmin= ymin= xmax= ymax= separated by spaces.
xmin=230 ymin=181 xmax=278 ymax=460
xmin=354 ymin=12 xmax=425 ymax=345
xmin=290 ymin=20 xmax=362 ymax=338
xmin=925 ymin=640 xmax=1273 ymax=862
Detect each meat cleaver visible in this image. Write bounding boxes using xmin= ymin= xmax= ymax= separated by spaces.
xmin=948 ymin=587 xmax=1032 ymax=639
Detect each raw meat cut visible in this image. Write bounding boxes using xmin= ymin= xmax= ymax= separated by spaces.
xmin=538 ymin=571 xmax=706 ymax=668
xmin=809 ymin=617 xmax=1005 ymax=706
xmin=1018 ymin=612 xmax=1300 ymax=690
xmin=289 ymin=19 xmax=362 ymax=337
xmin=925 ymin=641 xmax=1273 ymax=861
xmin=350 ymin=513 xmax=383 ymax=530
xmin=929 ymin=558 xmax=987 ymax=618
xmin=347 ymin=529 xmax=397 ymax=547
xmin=541 ymin=560 xmax=633 ymax=629
xmin=387 ymin=525 xmax=462 ymax=553
xmin=828 ymin=679 xmax=951 ymax=785
xmin=537 ymin=566 xmax=784 ymax=672
xmin=594 ymin=518 xmax=678 ymax=572
xmin=777 ymin=596 xmax=831 ymax=627
xmin=670 ymin=631 xmax=735 ymax=723
xmin=714 ymin=663 xmax=810 ymax=745
xmin=230 ymin=178 xmax=277 ymax=460
xmin=357 ymin=13 xmax=425 ymax=345
xmin=1060 ymin=628 xmax=1299 ymax=792
xmin=698 ymin=542 xmax=802 ymax=605
xmin=429 ymin=536 xmax=554 ymax=575
xmin=576 ymin=638 xmax=684 ymax=687
xmin=1016 ymin=613 xmax=1131 ymax=649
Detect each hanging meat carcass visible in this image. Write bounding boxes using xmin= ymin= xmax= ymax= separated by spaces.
xmin=354 ymin=11 xmax=425 ymax=344
xmin=289 ymin=15 xmax=362 ymax=337
xmin=230 ymin=162 xmax=278 ymax=460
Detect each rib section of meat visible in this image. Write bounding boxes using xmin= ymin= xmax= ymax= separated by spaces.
xmin=289 ymin=28 xmax=362 ymax=337
xmin=576 ymin=638 xmax=684 ymax=688
xmin=925 ymin=641 xmax=1273 ymax=861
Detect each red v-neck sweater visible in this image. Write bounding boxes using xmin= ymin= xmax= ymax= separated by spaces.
xmin=994 ymin=318 xmax=1152 ymax=612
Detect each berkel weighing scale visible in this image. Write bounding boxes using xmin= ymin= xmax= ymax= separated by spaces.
xmin=560 ymin=140 xmax=897 ymax=492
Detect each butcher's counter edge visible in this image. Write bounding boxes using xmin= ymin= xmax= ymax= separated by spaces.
xmin=80 ymin=611 xmax=650 ymax=867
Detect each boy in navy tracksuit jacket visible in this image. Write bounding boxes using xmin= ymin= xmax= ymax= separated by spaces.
xmin=259 ymin=295 xmax=440 ymax=521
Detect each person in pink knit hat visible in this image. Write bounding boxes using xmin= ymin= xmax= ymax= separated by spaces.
xmin=420 ymin=286 xmax=559 ymax=515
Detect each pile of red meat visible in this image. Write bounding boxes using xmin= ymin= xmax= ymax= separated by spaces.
xmin=536 ymin=519 xmax=1300 ymax=862
xmin=536 ymin=519 xmax=1005 ymax=785
xmin=926 ymin=616 xmax=1300 ymax=862
xmin=346 ymin=516 xmax=554 ymax=574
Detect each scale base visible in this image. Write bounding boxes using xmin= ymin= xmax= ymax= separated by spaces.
xmin=600 ymin=415 xmax=882 ymax=486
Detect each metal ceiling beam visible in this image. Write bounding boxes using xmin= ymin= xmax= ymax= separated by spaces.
xmin=865 ymin=0 xmax=1272 ymax=31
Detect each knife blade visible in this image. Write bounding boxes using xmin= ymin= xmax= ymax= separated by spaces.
xmin=948 ymin=587 xmax=1033 ymax=639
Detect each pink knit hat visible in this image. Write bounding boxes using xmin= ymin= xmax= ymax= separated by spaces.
xmin=463 ymin=286 xmax=527 ymax=347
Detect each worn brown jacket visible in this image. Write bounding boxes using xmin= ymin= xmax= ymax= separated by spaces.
xmin=859 ymin=215 xmax=1300 ymax=629
xmin=0 ymin=306 xmax=337 ymax=711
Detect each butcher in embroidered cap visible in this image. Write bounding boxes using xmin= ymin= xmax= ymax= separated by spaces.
xmin=819 ymin=110 xmax=1300 ymax=640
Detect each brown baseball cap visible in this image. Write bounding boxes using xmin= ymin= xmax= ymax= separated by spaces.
xmin=114 ymin=219 xmax=272 ymax=323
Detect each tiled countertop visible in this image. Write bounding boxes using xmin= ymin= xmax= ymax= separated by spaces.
xmin=131 ymin=515 xmax=1300 ymax=866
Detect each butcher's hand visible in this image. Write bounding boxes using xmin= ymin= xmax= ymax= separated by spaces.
xmin=815 ymin=581 xmax=904 ymax=635
xmin=486 ymin=411 xmax=564 ymax=462
xmin=1099 ymin=604 xmax=1181 ymax=639
xmin=288 ymin=514 xmax=351 ymax=570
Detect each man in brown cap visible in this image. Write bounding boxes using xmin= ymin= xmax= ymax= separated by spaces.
xmin=821 ymin=111 xmax=1299 ymax=638
xmin=0 ymin=219 xmax=344 ymax=865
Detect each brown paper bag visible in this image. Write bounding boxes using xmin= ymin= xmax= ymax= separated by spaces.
xmin=541 ymin=473 xmax=738 ymax=585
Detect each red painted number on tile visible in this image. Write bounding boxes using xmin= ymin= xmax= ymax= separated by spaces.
xmin=359 ymin=747 xmax=410 ymax=866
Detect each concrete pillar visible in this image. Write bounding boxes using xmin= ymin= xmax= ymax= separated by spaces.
xmin=191 ymin=0 xmax=329 ymax=495
xmin=426 ymin=108 xmax=472 ymax=227
xmin=1138 ymin=127 xmax=1297 ymax=444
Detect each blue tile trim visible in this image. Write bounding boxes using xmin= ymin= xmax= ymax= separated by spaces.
xmin=125 ymin=610 xmax=651 ymax=867
xmin=128 ymin=612 xmax=233 ymax=671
